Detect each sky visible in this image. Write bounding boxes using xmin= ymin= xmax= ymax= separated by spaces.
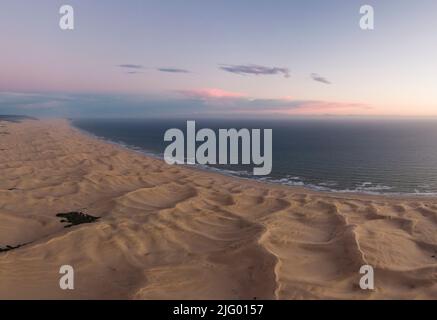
xmin=0 ymin=0 xmax=437 ymax=118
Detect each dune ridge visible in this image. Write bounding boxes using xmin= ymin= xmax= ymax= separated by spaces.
xmin=0 ymin=119 xmax=436 ymax=299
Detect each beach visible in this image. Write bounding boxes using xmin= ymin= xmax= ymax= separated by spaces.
xmin=0 ymin=119 xmax=436 ymax=299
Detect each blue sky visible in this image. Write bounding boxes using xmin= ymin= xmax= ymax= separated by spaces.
xmin=1 ymin=0 xmax=437 ymax=117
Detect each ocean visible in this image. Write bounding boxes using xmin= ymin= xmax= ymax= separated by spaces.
xmin=72 ymin=118 xmax=437 ymax=196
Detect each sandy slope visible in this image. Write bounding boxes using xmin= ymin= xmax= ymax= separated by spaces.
xmin=0 ymin=119 xmax=436 ymax=299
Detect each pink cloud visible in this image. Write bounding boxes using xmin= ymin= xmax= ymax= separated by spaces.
xmin=266 ymin=101 xmax=372 ymax=115
xmin=178 ymin=88 xmax=246 ymax=99
xmin=174 ymin=89 xmax=372 ymax=115
xmin=291 ymin=101 xmax=371 ymax=114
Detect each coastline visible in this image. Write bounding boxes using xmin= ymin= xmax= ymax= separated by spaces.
xmin=0 ymin=118 xmax=436 ymax=299
xmin=70 ymin=118 xmax=437 ymax=202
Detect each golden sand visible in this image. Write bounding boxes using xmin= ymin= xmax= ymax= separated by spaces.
xmin=0 ymin=119 xmax=436 ymax=299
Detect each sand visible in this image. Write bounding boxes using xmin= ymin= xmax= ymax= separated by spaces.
xmin=0 ymin=119 xmax=436 ymax=300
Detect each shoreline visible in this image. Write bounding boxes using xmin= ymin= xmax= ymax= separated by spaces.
xmin=1 ymin=118 xmax=436 ymax=299
xmin=69 ymin=118 xmax=437 ymax=203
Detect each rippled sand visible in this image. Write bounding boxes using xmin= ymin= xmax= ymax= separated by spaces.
xmin=0 ymin=119 xmax=436 ymax=299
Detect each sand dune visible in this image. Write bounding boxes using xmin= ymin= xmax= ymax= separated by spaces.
xmin=0 ymin=119 xmax=436 ymax=299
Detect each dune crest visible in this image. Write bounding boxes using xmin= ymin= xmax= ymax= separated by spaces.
xmin=0 ymin=119 xmax=436 ymax=299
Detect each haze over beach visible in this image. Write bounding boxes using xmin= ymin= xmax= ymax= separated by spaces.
xmin=1 ymin=0 xmax=437 ymax=300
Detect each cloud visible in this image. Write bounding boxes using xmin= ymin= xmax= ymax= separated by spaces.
xmin=219 ymin=64 xmax=290 ymax=78
xmin=0 ymin=91 xmax=371 ymax=118
xmin=178 ymin=88 xmax=246 ymax=99
xmin=158 ymin=68 xmax=190 ymax=73
xmin=118 ymin=64 xmax=145 ymax=69
xmin=311 ymin=73 xmax=331 ymax=84
xmin=175 ymin=88 xmax=369 ymax=115
xmin=0 ymin=92 xmax=72 ymax=116
xmin=265 ymin=100 xmax=371 ymax=115
xmin=17 ymin=100 xmax=63 ymax=109
xmin=0 ymin=92 xmax=204 ymax=118
xmin=0 ymin=92 xmax=69 ymax=108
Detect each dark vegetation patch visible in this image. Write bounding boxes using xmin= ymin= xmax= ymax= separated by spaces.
xmin=56 ymin=211 xmax=100 ymax=228
xmin=0 ymin=244 xmax=25 ymax=252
